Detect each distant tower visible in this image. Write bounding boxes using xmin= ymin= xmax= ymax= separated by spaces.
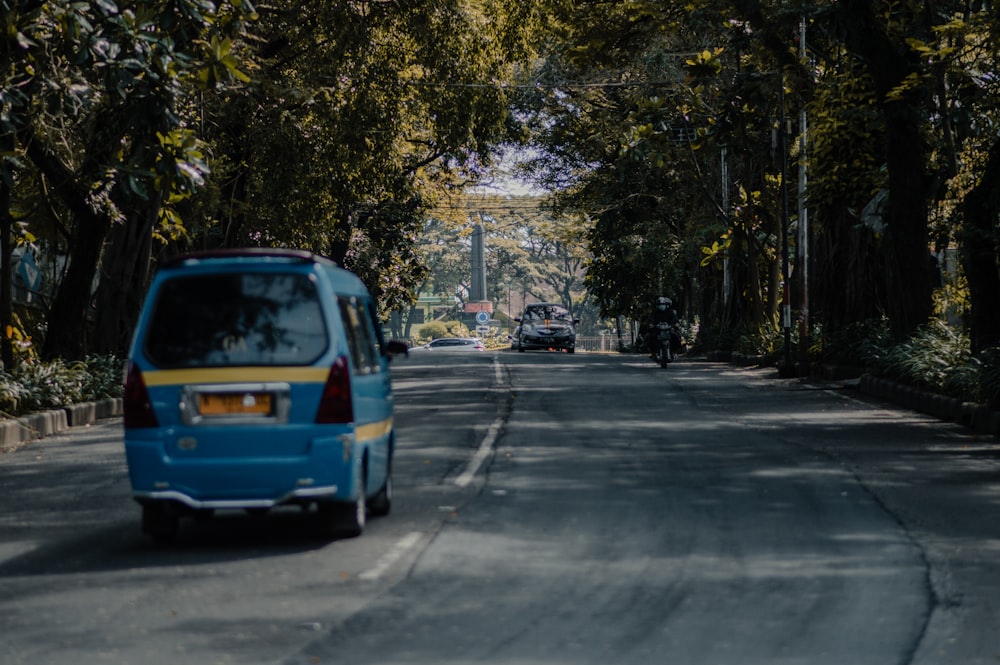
xmin=470 ymin=223 xmax=487 ymax=302
xmin=465 ymin=222 xmax=493 ymax=316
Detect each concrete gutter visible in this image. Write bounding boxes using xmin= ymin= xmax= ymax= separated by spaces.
xmin=0 ymin=398 xmax=123 ymax=452
xmin=710 ymin=350 xmax=1000 ymax=439
xmin=858 ymin=374 xmax=1000 ymax=438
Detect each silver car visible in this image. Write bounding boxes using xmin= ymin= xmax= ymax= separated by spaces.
xmin=515 ymin=303 xmax=578 ymax=353
xmin=414 ymin=337 xmax=486 ymax=351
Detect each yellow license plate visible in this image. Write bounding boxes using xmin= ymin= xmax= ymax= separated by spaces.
xmin=199 ymin=392 xmax=273 ymax=416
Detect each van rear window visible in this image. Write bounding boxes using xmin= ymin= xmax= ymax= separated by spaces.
xmin=144 ymin=272 xmax=328 ymax=368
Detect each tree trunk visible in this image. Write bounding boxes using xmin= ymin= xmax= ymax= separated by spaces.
xmin=0 ymin=168 xmax=13 ymax=370
xmin=960 ymin=142 xmax=1000 ymax=353
xmin=882 ymin=103 xmax=934 ymax=339
xmin=20 ymin=132 xmax=112 ymax=361
xmin=91 ymin=200 xmax=157 ymax=356
xmin=836 ymin=0 xmax=933 ymax=340
xmin=812 ymin=202 xmax=887 ymax=333
xmin=41 ymin=210 xmax=108 ymax=360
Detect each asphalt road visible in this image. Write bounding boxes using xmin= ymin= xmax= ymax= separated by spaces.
xmin=1 ymin=352 xmax=999 ymax=664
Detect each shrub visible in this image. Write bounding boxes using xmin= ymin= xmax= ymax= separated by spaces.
xmin=0 ymin=354 xmax=124 ymax=419
xmin=416 ymin=321 xmax=449 ymax=342
xmin=735 ymin=324 xmax=783 ymax=357
xmin=881 ymin=320 xmax=971 ymax=393
xmin=4 ymin=359 xmax=89 ymax=413
xmin=81 ymin=354 xmax=126 ymax=400
xmin=818 ymin=318 xmax=893 ymax=368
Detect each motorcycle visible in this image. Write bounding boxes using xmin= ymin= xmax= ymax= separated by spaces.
xmin=652 ymin=321 xmax=679 ymax=368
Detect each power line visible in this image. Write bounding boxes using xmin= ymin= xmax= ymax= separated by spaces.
xmin=320 ymin=76 xmax=690 ymax=91
xmin=393 ymin=79 xmax=686 ymax=90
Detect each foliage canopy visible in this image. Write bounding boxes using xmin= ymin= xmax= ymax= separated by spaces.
xmin=1 ymin=0 xmax=1000 ymax=374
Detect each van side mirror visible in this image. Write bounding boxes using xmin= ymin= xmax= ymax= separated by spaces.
xmin=385 ymin=340 xmax=409 ymax=361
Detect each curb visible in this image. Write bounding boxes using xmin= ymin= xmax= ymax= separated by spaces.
xmin=0 ymin=398 xmax=123 ymax=450
xmin=712 ymin=354 xmax=1000 ymax=440
xmin=858 ymin=374 xmax=1000 ymax=438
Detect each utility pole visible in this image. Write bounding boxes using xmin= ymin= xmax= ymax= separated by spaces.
xmin=722 ymin=145 xmax=731 ymax=327
xmin=779 ymin=80 xmax=794 ymax=377
xmin=797 ymin=15 xmax=810 ymax=375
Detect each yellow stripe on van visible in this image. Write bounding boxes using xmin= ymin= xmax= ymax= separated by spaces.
xmin=356 ymin=417 xmax=393 ymax=443
xmin=141 ymin=366 xmax=331 ymax=386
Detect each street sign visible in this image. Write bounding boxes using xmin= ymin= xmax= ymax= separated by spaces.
xmin=476 ymin=325 xmax=490 ymax=336
xmin=475 ymin=311 xmax=490 ymax=325
xmin=18 ymin=251 xmax=42 ymax=292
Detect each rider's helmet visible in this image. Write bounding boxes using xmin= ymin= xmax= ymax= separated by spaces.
xmin=656 ymin=296 xmax=672 ymax=311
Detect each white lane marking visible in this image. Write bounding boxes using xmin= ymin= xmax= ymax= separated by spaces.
xmin=358 ymin=531 xmax=422 ymax=581
xmin=454 ymin=417 xmax=503 ymax=488
xmin=453 ymin=357 xmax=507 ymax=488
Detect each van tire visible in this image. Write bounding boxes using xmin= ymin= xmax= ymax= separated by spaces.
xmin=369 ymin=471 xmax=392 ymax=517
xmin=339 ymin=493 xmax=367 ymax=537
xmin=318 ymin=493 xmax=366 ymax=539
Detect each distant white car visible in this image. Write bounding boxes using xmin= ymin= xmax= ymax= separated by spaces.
xmin=413 ymin=337 xmax=485 ymax=352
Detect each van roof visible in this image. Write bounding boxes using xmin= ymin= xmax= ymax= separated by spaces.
xmin=156 ymin=247 xmax=372 ymax=296
xmin=161 ymin=248 xmax=337 ymax=270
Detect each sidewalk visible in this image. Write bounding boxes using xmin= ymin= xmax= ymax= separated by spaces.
xmin=720 ymin=351 xmax=1000 ymax=439
xmin=0 ymin=398 xmax=123 ymax=454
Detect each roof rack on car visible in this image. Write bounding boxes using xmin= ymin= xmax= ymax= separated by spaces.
xmin=161 ymin=247 xmax=338 ymax=269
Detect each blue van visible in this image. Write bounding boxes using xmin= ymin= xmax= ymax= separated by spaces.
xmin=123 ymin=248 xmax=407 ymax=542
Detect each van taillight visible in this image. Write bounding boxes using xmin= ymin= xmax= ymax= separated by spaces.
xmin=316 ymin=355 xmax=353 ymax=424
xmin=123 ymin=362 xmax=159 ymax=429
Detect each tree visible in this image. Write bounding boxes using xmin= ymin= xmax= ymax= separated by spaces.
xmin=929 ymin=8 xmax=1000 ymax=353
xmin=828 ymin=0 xmax=935 ymax=340
xmin=960 ymin=142 xmax=1000 ymax=353
xmin=182 ymin=0 xmax=537 ymax=315
xmin=517 ymin=1 xmax=782 ymax=338
xmin=2 ymin=0 xmax=256 ymax=359
xmin=518 ymin=0 xmax=1000 ymax=360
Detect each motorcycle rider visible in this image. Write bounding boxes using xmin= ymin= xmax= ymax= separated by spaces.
xmin=643 ymin=296 xmax=681 ymax=358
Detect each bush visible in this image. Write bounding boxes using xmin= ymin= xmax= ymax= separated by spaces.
xmin=880 ymin=320 xmax=971 ymax=393
xmin=416 ymin=320 xmax=449 ymax=343
xmin=870 ymin=320 xmax=1000 ymax=407
xmin=0 ymin=354 xmax=124 ymax=419
xmin=817 ymin=318 xmax=893 ymax=368
xmin=81 ymin=354 xmax=126 ymax=400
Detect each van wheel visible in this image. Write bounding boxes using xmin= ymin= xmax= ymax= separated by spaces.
xmin=142 ymin=504 xmax=179 ymax=544
xmin=318 ymin=493 xmax=366 ymax=539
xmin=369 ymin=471 xmax=392 ymax=517
xmin=339 ymin=492 xmax=367 ymax=537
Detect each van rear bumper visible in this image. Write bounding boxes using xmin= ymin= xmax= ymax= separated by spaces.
xmin=133 ymin=485 xmax=340 ymax=510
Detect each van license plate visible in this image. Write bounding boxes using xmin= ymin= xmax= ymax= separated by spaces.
xmin=199 ymin=392 xmax=273 ymax=416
